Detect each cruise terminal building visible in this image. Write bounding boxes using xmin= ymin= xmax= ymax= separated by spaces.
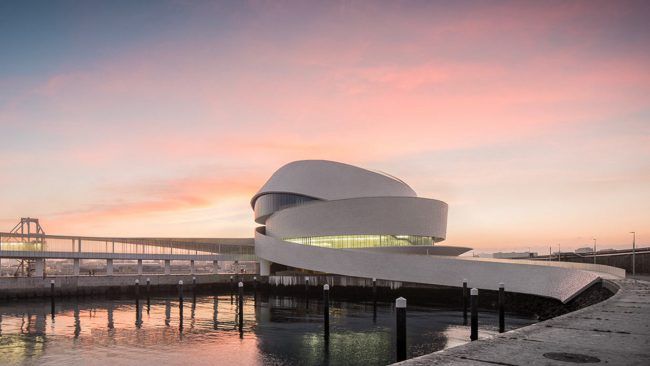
xmin=251 ymin=160 xmax=623 ymax=303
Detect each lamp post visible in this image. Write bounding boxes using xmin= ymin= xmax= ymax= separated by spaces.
xmin=630 ymin=232 xmax=636 ymax=276
xmin=593 ymin=238 xmax=597 ymax=264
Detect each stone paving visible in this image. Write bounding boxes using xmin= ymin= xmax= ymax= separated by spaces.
xmin=395 ymin=279 xmax=650 ymax=365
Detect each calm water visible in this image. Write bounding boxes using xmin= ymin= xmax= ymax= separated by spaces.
xmin=0 ymin=294 xmax=535 ymax=365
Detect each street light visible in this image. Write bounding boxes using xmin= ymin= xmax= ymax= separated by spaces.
xmin=593 ymin=238 xmax=597 ymax=264
xmin=630 ymin=232 xmax=636 ymax=276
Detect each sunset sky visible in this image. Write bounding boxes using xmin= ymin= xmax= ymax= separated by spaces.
xmin=1 ymin=0 xmax=648 ymax=253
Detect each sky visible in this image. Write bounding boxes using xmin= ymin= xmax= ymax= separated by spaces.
xmin=1 ymin=0 xmax=649 ymax=253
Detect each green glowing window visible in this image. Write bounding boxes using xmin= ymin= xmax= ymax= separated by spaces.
xmin=283 ymin=235 xmax=433 ymax=249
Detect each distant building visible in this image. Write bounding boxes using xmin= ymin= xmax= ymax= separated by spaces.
xmin=575 ymin=247 xmax=592 ymax=254
xmin=492 ymin=251 xmax=537 ymax=259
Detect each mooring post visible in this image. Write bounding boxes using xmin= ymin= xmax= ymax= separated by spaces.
xmin=396 ymin=297 xmax=407 ymax=362
xmin=498 ymin=283 xmax=505 ymax=333
xmin=192 ymin=276 xmax=197 ymax=294
xmin=305 ymin=276 xmax=310 ymax=293
xmin=135 ymin=279 xmax=140 ymax=299
xmin=50 ymin=279 xmax=55 ymax=317
xmin=238 ymin=281 xmax=244 ymax=328
xmin=178 ymin=280 xmax=184 ymax=302
xmin=230 ymin=275 xmax=234 ymax=303
xmin=470 ymin=288 xmax=478 ymax=341
xmin=462 ymin=279 xmax=468 ymax=323
xmin=253 ymin=276 xmax=258 ymax=293
xmin=323 ymin=284 xmax=330 ymax=334
xmin=146 ymin=277 xmax=151 ymax=296
xmin=372 ymin=277 xmax=377 ymax=303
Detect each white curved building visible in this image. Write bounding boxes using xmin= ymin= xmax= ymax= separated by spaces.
xmin=252 ymin=160 xmax=465 ymax=261
xmin=253 ymin=160 xmax=623 ymax=303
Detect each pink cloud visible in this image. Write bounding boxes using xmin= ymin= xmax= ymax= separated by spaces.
xmin=1 ymin=1 xmax=648 ymax=247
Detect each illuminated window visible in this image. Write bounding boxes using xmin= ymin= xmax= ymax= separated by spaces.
xmin=283 ymin=235 xmax=434 ymax=249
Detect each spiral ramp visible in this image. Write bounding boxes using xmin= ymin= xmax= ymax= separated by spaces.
xmin=252 ymin=160 xmax=622 ymax=303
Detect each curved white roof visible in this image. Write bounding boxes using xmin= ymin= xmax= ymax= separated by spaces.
xmin=251 ymin=160 xmax=417 ymax=207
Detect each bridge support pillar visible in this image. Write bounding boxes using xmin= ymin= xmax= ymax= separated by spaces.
xmin=107 ymin=259 xmax=114 ymax=276
xmin=260 ymin=259 xmax=271 ymax=276
xmin=190 ymin=260 xmax=195 ymax=275
xmin=34 ymin=258 xmax=45 ymax=277
xmin=73 ymin=259 xmax=80 ymax=276
xmin=164 ymin=260 xmax=171 ymax=275
xmin=212 ymin=260 xmax=218 ymax=274
xmin=137 ymin=259 xmax=143 ymax=276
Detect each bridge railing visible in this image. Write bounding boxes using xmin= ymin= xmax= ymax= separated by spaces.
xmin=0 ymin=232 xmax=255 ymax=259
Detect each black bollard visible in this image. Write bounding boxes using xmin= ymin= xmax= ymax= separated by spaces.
xmin=178 ymin=280 xmax=184 ymax=302
xmin=462 ymin=279 xmax=468 ymax=323
xmin=253 ymin=276 xmax=258 ymax=293
xmin=470 ymin=288 xmax=478 ymax=341
xmin=323 ymin=284 xmax=330 ymax=335
xmin=396 ymin=297 xmax=407 ymax=362
xmin=498 ymin=283 xmax=505 ymax=333
xmin=179 ymin=280 xmax=184 ymax=331
xmin=135 ymin=279 xmax=140 ymax=299
xmin=305 ymin=276 xmax=311 ymax=309
xmin=50 ymin=280 xmax=55 ymax=318
xmin=192 ymin=276 xmax=196 ymax=293
xmin=238 ymin=281 xmax=244 ymax=330
xmin=230 ymin=275 xmax=234 ymax=303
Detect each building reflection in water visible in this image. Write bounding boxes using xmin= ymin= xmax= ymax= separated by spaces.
xmin=0 ymin=293 xmax=534 ymax=365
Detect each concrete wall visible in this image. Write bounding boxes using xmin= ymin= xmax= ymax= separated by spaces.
xmin=0 ymin=274 xmax=260 ymax=299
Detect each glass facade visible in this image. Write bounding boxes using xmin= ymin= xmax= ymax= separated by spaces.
xmin=254 ymin=193 xmax=319 ymax=220
xmin=283 ymin=235 xmax=434 ymax=249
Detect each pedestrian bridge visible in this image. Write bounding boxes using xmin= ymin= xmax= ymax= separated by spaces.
xmin=0 ymin=232 xmax=257 ymax=277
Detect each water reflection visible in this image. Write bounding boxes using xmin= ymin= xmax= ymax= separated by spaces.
xmin=213 ymin=296 xmax=218 ymax=330
xmin=107 ymin=301 xmax=114 ymax=330
xmin=0 ymin=294 xmax=535 ymax=366
xmin=73 ymin=303 xmax=80 ymax=339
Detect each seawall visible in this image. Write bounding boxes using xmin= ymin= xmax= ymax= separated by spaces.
xmin=0 ymin=274 xmax=260 ymax=299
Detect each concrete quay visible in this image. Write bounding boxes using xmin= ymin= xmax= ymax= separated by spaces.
xmin=396 ymin=279 xmax=650 ymax=366
xmin=0 ymin=273 xmax=260 ymax=299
